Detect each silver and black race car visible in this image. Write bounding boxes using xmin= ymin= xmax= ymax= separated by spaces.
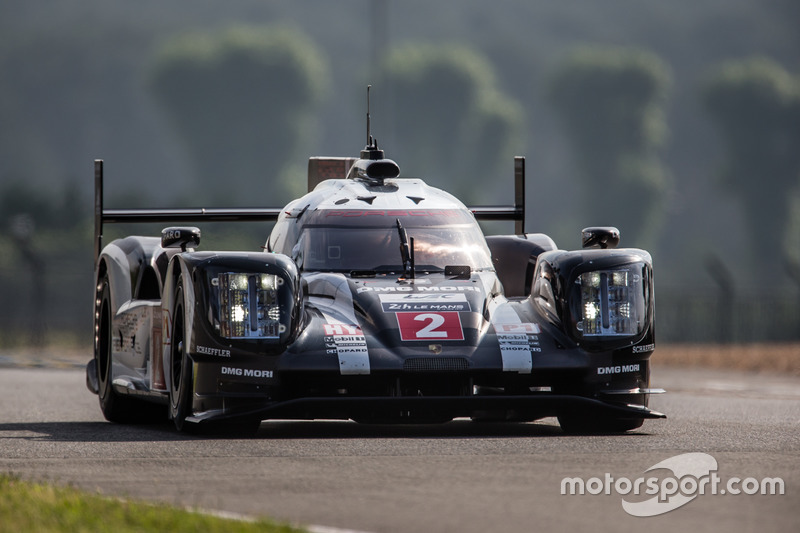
xmin=86 ymin=122 xmax=664 ymax=435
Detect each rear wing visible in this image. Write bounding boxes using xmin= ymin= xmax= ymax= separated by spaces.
xmin=94 ymin=157 xmax=526 ymax=263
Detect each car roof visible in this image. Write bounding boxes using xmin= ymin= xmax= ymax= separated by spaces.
xmin=282 ymin=177 xmax=471 ymax=218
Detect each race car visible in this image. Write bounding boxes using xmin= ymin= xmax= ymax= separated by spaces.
xmin=86 ymin=124 xmax=664 ymax=435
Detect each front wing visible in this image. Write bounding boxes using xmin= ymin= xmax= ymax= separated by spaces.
xmin=183 ymin=392 xmax=666 ymax=426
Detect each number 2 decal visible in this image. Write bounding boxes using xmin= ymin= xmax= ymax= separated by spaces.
xmin=415 ymin=313 xmax=447 ymax=338
xmin=396 ymin=312 xmax=464 ymax=341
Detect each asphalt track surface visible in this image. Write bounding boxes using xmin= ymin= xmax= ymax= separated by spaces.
xmin=1 ymin=360 xmax=798 ymax=533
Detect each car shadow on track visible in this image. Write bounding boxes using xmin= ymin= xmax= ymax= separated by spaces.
xmin=256 ymin=419 xmax=568 ymax=439
xmin=0 ymin=419 xmax=655 ymax=442
xmin=0 ymin=421 xmax=187 ymax=442
xmin=253 ymin=419 xmax=655 ymax=439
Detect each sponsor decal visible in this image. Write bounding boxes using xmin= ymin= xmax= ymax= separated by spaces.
xmin=323 ymin=324 xmax=363 ymax=336
xmin=152 ymin=318 xmax=165 ymax=390
xmin=323 ymin=323 xmax=370 ymax=374
xmin=325 ymin=335 xmax=363 ymax=344
xmin=162 ymin=229 xmax=182 ymax=240
xmin=633 ymin=343 xmax=656 ymax=354
xmin=495 ymin=329 xmax=541 ymax=371
xmin=495 ymin=323 xmax=541 ymax=334
xmin=561 ymin=452 xmax=784 ymax=517
xmin=115 ymin=303 xmax=162 ymax=372
xmin=221 ymin=366 xmax=273 ymax=379
xmin=357 ymin=285 xmax=480 ymax=294
xmin=162 ymin=309 xmax=172 ymax=346
xmin=491 ymin=308 xmax=538 ymax=373
xmin=396 ymin=312 xmax=464 ymax=341
xmin=116 ymin=311 xmax=143 ymax=353
xmin=597 ymin=364 xmax=640 ymax=375
xmin=379 ymin=293 xmax=471 ymax=312
xmin=196 ymin=345 xmax=231 ymax=357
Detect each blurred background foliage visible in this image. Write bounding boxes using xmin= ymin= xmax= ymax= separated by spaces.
xmin=0 ymin=0 xmax=798 ymax=347
xmin=548 ymin=46 xmax=671 ymax=248
xmin=149 ymin=26 xmax=327 ymax=204
xmin=702 ymin=57 xmax=800 ymax=280
xmin=375 ymin=43 xmax=524 ymax=202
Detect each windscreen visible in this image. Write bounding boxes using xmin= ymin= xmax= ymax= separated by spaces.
xmin=294 ymin=211 xmax=493 ymax=272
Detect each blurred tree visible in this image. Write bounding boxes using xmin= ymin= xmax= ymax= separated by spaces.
xmin=149 ymin=26 xmax=327 ymax=204
xmin=702 ymin=57 xmax=800 ymax=280
xmin=547 ymin=46 xmax=671 ymax=248
xmin=0 ymin=181 xmax=68 ymax=348
xmin=787 ymin=196 xmax=800 ymax=289
xmin=377 ymin=44 xmax=523 ymax=204
xmin=0 ymin=181 xmax=57 ymax=229
xmin=0 ymin=179 xmax=86 ymax=231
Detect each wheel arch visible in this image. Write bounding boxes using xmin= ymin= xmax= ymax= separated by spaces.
xmin=487 ymin=233 xmax=558 ymax=298
xmin=95 ymin=245 xmax=133 ymax=318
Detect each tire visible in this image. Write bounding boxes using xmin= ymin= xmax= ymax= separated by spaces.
xmin=168 ymin=278 xmax=261 ymax=437
xmin=96 ymin=275 xmax=163 ymax=424
xmin=169 ymin=279 xmax=195 ymax=432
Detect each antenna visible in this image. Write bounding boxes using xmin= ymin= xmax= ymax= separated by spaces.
xmin=366 ymin=85 xmax=372 ymax=147
xmin=360 ymin=85 xmax=385 ymax=160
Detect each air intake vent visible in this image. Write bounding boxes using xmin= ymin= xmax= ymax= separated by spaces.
xmin=403 ymin=357 xmax=469 ymax=372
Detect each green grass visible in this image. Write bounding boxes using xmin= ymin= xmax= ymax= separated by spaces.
xmin=0 ymin=474 xmax=305 ymax=533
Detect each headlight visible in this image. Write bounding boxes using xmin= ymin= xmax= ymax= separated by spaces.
xmin=575 ymin=264 xmax=647 ymax=339
xmin=217 ymin=272 xmax=286 ymax=339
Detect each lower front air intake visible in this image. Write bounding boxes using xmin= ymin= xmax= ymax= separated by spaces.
xmin=403 ymin=357 xmax=470 ymax=372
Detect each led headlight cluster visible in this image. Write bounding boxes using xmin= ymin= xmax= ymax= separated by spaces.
xmin=576 ymin=265 xmax=646 ymax=338
xmin=217 ymin=273 xmax=285 ymax=339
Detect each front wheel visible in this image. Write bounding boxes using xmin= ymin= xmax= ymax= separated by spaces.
xmin=169 ymin=280 xmax=195 ymax=432
xmin=167 ymin=278 xmax=261 ymax=437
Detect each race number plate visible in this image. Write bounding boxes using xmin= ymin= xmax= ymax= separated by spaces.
xmin=396 ymin=312 xmax=464 ymax=341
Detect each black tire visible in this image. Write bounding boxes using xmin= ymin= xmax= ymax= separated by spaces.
xmin=96 ymin=275 xmax=164 ymax=424
xmin=169 ymin=279 xmax=195 ymax=432
xmin=168 ymin=278 xmax=261 ymax=437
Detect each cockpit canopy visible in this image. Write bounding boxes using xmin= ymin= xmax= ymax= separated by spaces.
xmin=269 ymin=208 xmax=493 ymax=273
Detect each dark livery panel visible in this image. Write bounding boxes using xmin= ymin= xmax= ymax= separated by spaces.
xmin=87 ymin=133 xmax=664 ymax=434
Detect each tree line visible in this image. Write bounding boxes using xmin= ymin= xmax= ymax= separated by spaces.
xmin=1 ymin=24 xmax=798 ymax=346
xmin=43 ymin=28 xmax=800 ymax=275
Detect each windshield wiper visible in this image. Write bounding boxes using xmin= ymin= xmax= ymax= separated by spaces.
xmin=395 ymin=218 xmax=415 ymax=279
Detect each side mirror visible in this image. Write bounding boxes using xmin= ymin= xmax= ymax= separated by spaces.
xmin=581 ymin=227 xmax=620 ymax=249
xmin=161 ymin=227 xmax=201 ymax=251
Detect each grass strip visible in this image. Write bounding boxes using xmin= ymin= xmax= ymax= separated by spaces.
xmin=0 ymin=474 xmax=305 ymax=533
